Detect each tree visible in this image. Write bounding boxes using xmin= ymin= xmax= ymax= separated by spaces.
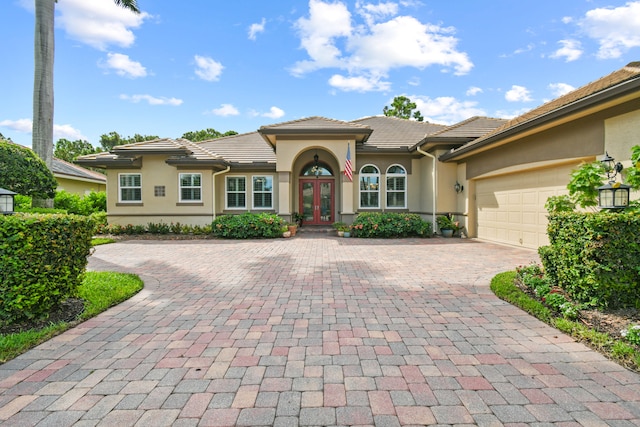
xmin=99 ymin=132 xmax=158 ymax=151
xmin=181 ymin=128 xmax=238 ymax=142
xmin=0 ymin=139 xmax=56 ymax=199
xmin=383 ymin=96 xmax=424 ymax=121
xmin=54 ymin=138 xmax=101 ymax=162
xmin=31 ymin=0 xmax=140 ymax=206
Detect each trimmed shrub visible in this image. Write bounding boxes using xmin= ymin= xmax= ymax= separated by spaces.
xmin=0 ymin=214 xmax=96 ymax=324
xmin=350 ymin=212 xmax=431 ymax=238
xmin=212 ymin=213 xmax=285 ymax=239
xmin=54 ymin=190 xmax=106 ymax=215
xmin=539 ymin=212 xmax=640 ymax=309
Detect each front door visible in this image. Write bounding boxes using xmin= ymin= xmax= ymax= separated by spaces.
xmin=300 ymin=179 xmax=334 ymax=225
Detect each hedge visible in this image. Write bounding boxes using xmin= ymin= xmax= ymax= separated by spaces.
xmin=0 ymin=214 xmax=96 ymax=324
xmin=539 ymin=212 xmax=640 ymax=309
xmin=212 ymin=212 xmax=285 ymax=239
xmin=350 ymin=212 xmax=431 ymax=238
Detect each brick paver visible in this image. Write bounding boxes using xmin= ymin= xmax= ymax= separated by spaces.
xmin=1 ymin=236 xmax=639 ymax=425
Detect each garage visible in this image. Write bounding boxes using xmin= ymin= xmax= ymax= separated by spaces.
xmin=474 ymin=163 xmax=577 ymax=249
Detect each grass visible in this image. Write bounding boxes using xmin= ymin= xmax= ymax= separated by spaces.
xmin=91 ymin=237 xmax=116 ymax=246
xmin=0 ymin=271 xmax=143 ymax=363
xmin=491 ymin=271 xmax=640 ymax=373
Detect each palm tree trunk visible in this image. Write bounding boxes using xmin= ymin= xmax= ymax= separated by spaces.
xmin=32 ymin=0 xmax=55 ymax=208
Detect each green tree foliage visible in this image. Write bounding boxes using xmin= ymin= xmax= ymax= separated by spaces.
xmin=625 ymin=145 xmax=640 ymax=190
xmin=181 ymin=128 xmax=238 ymax=142
xmin=54 ymin=138 xmax=101 ymax=162
xmin=99 ymin=132 xmax=159 ymax=151
xmin=0 ymin=140 xmax=56 ymax=199
xmin=567 ymin=162 xmax=606 ymax=209
xmin=383 ymin=96 xmax=424 ymax=121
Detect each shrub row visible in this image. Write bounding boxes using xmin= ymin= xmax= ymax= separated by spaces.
xmin=0 ymin=213 xmax=96 ymax=324
xmin=350 ymin=212 xmax=431 ymax=238
xmin=539 ymin=212 xmax=640 ymax=309
xmin=98 ymin=221 xmax=213 ymax=235
xmin=15 ymin=191 xmax=107 ymax=215
xmin=212 ymin=213 xmax=285 ymax=239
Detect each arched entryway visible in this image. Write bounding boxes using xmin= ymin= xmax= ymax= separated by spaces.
xmin=299 ymin=153 xmax=335 ymax=225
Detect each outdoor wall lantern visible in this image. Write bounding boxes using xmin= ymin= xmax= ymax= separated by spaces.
xmin=598 ymin=152 xmax=630 ymax=210
xmin=0 ymin=187 xmax=17 ymax=215
xmin=311 ymin=153 xmax=321 ymax=177
xmin=454 ymin=181 xmax=464 ymax=193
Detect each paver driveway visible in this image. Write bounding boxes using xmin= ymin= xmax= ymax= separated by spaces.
xmin=1 ymin=236 xmax=640 ymax=426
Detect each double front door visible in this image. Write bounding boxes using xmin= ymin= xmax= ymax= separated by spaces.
xmin=299 ymin=179 xmax=334 ymax=225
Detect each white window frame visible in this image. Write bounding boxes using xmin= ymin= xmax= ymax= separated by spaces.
xmin=252 ymin=175 xmax=274 ymax=210
xmin=359 ymin=164 xmax=380 ymax=209
xmin=118 ymin=173 xmax=142 ymax=203
xmin=225 ymin=176 xmax=247 ymax=210
xmin=179 ymin=173 xmax=202 ymax=202
xmin=386 ymin=164 xmax=407 ymax=209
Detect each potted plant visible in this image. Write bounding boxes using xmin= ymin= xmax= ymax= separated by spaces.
xmin=332 ymin=221 xmax=347 ymax=237
xmin=293 ymin=212 xmax=304 ymax=227
xmin=288 ymin=222 xmax=298 ymax=236
xmin=436 ymin=214 xmax=460 ymax=237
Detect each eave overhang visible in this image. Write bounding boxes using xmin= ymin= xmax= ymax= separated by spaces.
xmin=440 ymin=76 xmax=640 ymax=162
xmin=258 ymin=128 xmax=373 ymax=147
xmin=75 ymin=157 xmax=142 ymax=169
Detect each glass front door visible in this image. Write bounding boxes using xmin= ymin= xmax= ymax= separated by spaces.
xmin=300 ymin=179 xmax=334 ymax=225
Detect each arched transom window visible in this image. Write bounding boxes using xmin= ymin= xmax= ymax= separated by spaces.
xmin=359 ymin=165 xmax=380 ymax=209
xmin=386 ymin=164 xmax=406 ymax=208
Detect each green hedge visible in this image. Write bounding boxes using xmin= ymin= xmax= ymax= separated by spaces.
xmin=0 ymin=214 xmax=96 ymax=324
xmin=212 ymin=213 xmax=285 ymax=239
xmin=539 ymin=212 xmax=640 ymax=309
xmin=350 ymin=212 xmax=431 ymax=238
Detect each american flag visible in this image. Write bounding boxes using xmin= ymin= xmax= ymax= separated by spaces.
xmin=344 ymin=143 xmax=353 ymax=181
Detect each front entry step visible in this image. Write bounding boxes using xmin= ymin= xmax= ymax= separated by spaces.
xmin=296 ymin=226 xmax=334 ymax=235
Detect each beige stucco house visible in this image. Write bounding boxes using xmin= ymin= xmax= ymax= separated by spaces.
xmin=52 ymin=158 xmax=106 ymax=195
xmin=77 ymin=62 xmax=640 ymax=249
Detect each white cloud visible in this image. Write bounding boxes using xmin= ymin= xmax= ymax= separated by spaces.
xmin=56 ymin=0 xmax=149 ymax=50
xmin=0 ymin=118 xmax=33 ymax=134
xmin=291 ymin=0 xmax=472 ymax=92
xmin=100 ymin=53 xmax=147 ymax=78
xmin=409 ymin=95 xmax=485 ymax=125
xmin=0 ymin=118 xmax=86 ymax=141
xmin=580 ymin=1 xmax=640 ymax=59
xmin=328 ymin=74 xmax=391 ymax=92
xmin=466 ymin=86 xmax=483 ymax=96
xmin=248 ymin=18 xmax=266 ymax=40
xmin=549 ymin=82 xmax=575 ymax=97
xmin=120 ymin=94 xmax=183 ymax=106
xmin=550 ymin=39 xmax=583 ymax=62
xmin=194 ymin=55 xmax=224 ymax=81
xmin=262 ymin=107 xmax=286 ymax=119
xmin=211 ymin=104 xmax=240 ymax=116
xmin=505 ymin=85 xmax=532 ymax=102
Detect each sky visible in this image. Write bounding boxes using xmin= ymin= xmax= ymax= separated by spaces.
xmin=2 ymin=0 xmax=640 ymax=149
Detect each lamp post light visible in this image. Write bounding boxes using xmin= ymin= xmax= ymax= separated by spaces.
xmin=598 ymin=152 xmax=630 ymax=210
xmin=0 ymin=188 xmax=17 ymax=215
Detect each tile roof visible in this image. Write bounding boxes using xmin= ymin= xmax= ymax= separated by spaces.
xmin=111 ymin=138 xmax=223 ymax=160
xmin=198 ymin=132 xmax=276 ymax=164
xmin=423 ymin=116 xmax=508 ymax=140
xmin=444 ymin=62 xmax=640 ymax=159
xmin=52 ymin=158 xmax=106 ymax=183
xmin=260 ymin=116 xmax=371 ymax=132
xmin=351 ymin=116 xmax=447 ymax=150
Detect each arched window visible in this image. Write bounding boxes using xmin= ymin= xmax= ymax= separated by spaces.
xmin=301 ymin=163 xmax=333 ymax=176
xmin=386 ymin=165 xmax=406 ymax=208
xmin=359 ymin=165 xmax=380 ymax=208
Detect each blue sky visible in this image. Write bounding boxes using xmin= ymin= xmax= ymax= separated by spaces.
xmin=2 ymin=0 xmax=640 ymax=149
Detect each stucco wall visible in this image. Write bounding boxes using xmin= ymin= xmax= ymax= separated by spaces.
xmin=56 ymin=177 xmax=106 ymax=195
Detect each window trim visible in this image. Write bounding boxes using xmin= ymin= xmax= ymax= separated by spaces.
xmin=178 ymin=173 xmax=203 ymax=203
xmin=358 ymin=164 xmax=380 ymax=209
xmin=118 ymin=173 xmax=142 ymax=203
xmin=385 ymin=164 xmax=407 ymax=209
xmin=225 ymin=175 xmax=247 ymax=210
xmin=252 ymin=175 xmax=274 ymax=210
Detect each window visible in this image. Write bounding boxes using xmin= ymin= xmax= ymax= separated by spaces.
xmin=359 ymin=165 xmax=380 ymax=208
xmin=253 ymin=176 xmax=273 ymax=209
xmin=119 ymin=173 xmax=141 ymax=202
xmin=386 ymin=165 xmax=406 ymax=208
xmin=179 ymin=173 xmax=202 ymax=202
xmin=154 ymin=186 xmax=165 ymax=197
xmin=226 ymin=176 xmax=246 ymax=209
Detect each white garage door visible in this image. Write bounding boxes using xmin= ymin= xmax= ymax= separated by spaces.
xmin=475 ymin=164 xmax=575 ymax=249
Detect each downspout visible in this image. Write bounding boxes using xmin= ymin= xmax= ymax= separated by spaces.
xmin=416 ymin=146 xmax=437 ymax=234
xmin=212 ymin=166 xmax=230 ymax=220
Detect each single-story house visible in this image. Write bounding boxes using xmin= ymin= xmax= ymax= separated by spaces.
xmin=52 ymin=158 xmax=106 ymax=195
xmin=77 ymin=62 xmax=640 ymax=249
